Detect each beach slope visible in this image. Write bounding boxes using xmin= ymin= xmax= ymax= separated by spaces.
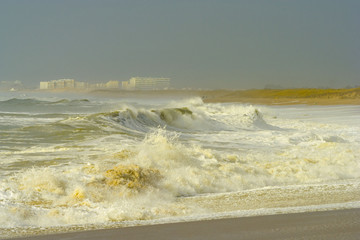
xmin=9 ymin=208 xmax=360 ymax=240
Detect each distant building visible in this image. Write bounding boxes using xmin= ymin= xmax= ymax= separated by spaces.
xmin=40 ymin=79 xmax=75 ymax=89
xmin=89 ymin=83 xmax=106 ymax=89
xmin=105 ymin=80 xmax=119 ymax=88
xmin=40 ymin=79 xmax=120 ymax=90
xmin=75 ymin=81 xmax=87 ymax=89
xmin=64 ymin=79 xmax=75 ymax=88
xmin=122 ymin=80 xmax=132 ymax=90
xmin=122 ymin=77 xmax=170 ymax=90
xmin=39 ymin=81 xmax=50 ymax=90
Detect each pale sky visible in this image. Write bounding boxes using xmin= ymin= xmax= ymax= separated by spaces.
xmin=1 ymin=0 xmax=359 ymax=89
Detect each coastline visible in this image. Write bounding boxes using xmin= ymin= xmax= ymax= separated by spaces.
xmin=87 ymin=88 xmax=360 ymax=105
xmin=202 ymin=95 xmax=360 ymax=105
xmin=7 ymin=208 xmax=360 ymax=240
xmin=13 ymin=87 xmax=360 ymax=105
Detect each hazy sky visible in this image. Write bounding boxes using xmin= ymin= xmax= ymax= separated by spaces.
xmin=1 ymin=0 xmax=359 ymax=89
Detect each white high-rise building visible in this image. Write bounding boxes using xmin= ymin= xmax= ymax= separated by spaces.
xmin=105 ymin=80 xmax=119 ymax=88
xmin=39 ymin=79 xmax=75 ymax=89
xmin=122 ymin=77 xmax=170 ymax=90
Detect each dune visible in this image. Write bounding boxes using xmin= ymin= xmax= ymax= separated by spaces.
xmin=199 ymin=87 xmax=360 ymax=105
xmin=86 ymin=87 xmax=360 ymax=105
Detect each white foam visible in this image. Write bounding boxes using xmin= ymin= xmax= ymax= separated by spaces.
xmin=1 ymin=97 xmax=360 ymax=236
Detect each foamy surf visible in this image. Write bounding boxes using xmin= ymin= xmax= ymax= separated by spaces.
xmin=0 ymin=92 xmax=359 ymax=238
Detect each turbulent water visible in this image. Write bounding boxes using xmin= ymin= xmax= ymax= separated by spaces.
xmin=1 ymin=91 xmax=360 ymax=238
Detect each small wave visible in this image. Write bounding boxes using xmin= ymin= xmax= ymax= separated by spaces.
xmin=50 ymin=99 xmax=90 ymax=105
xmin=0 ymin=98 xmax=98 ymax=115
xmin=0 ymin=98 xmax=47 ymax=107
xmin=0 ymin=98 xmax=90 ymax=105
xmin=243 ymin=108 xmax=282 ymax=130
xmin=203 ymin=104 xmax=282 ymax=130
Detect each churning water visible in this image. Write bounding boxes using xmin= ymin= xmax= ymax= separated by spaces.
xmin=1 ymin=92 xmax=359 ymax=238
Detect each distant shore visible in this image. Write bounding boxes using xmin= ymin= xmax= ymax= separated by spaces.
xmin=12 ymin=87 xmax=360 ymax=105
xmin=86 ymin=87 xmax=360 ymax=105
xmin=199 ymin=87 xmax=360 ymax=105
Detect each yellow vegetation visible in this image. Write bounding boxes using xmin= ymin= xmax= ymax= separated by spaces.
xmin=200 ymin=87 xmax=360 ymax=105
xmin=226 ymin=87 xmax=360 ymax=99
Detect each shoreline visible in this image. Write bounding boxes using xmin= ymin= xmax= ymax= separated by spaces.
xmin=203 ymin=96 xmax=360 ymax=105
xmin=8 ymin=87 xmax=360 ymax=105
xmin=7 ymin=208 xmax=360 ymax=240
xmin=77 ymin=88 xmax=360 ymax=105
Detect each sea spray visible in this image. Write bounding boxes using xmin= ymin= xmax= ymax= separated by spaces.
xmin=0 ymin=94 xmax=359 ymax=237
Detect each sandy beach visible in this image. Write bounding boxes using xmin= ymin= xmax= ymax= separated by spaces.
xmin=199 ymin=88 xmax=360 ymax=105
xmin=7 ymin=208 xmax=360 ymax=240
xmin=85 ymin=87 xmax=360 ymax=105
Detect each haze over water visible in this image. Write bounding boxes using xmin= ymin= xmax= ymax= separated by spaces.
xmin=0 ymin=91 xmax=359 ymax=238
xmin=1 ymin=1 xmax=359 ymax=89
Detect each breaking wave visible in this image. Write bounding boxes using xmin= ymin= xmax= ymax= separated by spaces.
xmin=12 ymin=101 xmax=276 ymax=141
xmin=1 ymin=95 xmax=359 ymax=237
xmin=83 ymin=100 xmax=278 ymax=134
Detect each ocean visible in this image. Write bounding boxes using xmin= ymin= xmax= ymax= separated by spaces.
xmin=1 ymin=91 xmax=360 ymax=238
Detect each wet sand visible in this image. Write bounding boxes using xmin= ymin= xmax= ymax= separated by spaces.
xmin=8 ymin=208 xmax=360 ymax=240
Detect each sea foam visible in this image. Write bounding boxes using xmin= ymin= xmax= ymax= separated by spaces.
xmin=0 ymin=94 xmax=359 ymax=237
